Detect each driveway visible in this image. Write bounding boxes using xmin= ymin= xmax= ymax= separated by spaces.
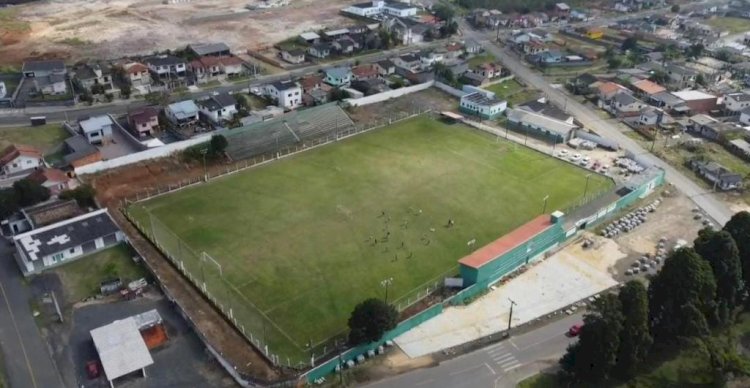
xmin=0 ymin=239 xmax=65 ymax=388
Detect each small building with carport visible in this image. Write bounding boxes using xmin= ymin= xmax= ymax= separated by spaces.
xmin=506 ymin=108 xmax=578 ymax=143
xmin=90 ymin=317 xmax=154 ymax=388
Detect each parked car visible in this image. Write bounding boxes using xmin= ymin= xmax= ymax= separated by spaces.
xmin=569 ymin=153 xmax=582 ymax=162
xmin=86 ymin=360 xmax=100 ymax=379
xmin=568 ymin=323 xmax=583 ymax=337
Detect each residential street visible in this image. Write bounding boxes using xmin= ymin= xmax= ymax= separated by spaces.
xmin=461 ymin=26 xmax=733 ymax=226
xmin=366 ymin=313 xmax=582 ymax=388
xmin=0 ymin=240 xmax=65 ymax=388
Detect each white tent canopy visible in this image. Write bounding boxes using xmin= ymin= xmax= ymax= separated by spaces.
xmin=90 ymin=317 xmax=154 ymax=387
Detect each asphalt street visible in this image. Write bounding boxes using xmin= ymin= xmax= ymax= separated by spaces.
xmin=0 ymin=240 xmax=65 ymax=388
xmin=461 ymin=27 xmax=734 ymax=226
xmin=366 ymin=313 xmax=582 ymax=388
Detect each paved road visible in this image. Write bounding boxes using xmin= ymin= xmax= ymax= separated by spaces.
xmin=0 ymin=240 xmax=65 ymax=388
xmin=366 ymin=313 xmax=582 ymax=388
xmin=462 ymin=27 xmax=733 ymax=226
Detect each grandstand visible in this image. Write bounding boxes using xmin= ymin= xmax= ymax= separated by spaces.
xmin=224 ymin=103 xmax=356 ymax=161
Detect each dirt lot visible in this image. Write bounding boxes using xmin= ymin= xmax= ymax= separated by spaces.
xmin=0 ymin=0 xmax=354 ymax=65
xmin=347 ymin=88 xmax=459 ymax=125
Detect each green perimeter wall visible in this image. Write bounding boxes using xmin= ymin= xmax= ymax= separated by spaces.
xmin=305 ymin=169 xmax=665 ymax=384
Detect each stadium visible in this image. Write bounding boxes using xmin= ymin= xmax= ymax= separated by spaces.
xmin=126 ymin=104 xmax=614 ymax=367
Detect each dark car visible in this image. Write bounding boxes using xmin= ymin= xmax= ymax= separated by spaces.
xmin=568 ymin=323 xmax=583 ymax=337
xmin=86 ymin=360 xmax=100 ymax=379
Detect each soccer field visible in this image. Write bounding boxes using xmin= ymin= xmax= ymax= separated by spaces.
xmin=128 ymin=116 xmax=613 ymax=364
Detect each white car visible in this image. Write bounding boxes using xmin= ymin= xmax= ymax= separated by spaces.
xmin=557 ymin=149 xmax=569 ymax=157
xmin=569 ymin=153 xmax=582 ymax=161
xmin=579 ymin=159 xmax=588 ymax=167
xmin=582 ymin=156 xmax=591 ymax=163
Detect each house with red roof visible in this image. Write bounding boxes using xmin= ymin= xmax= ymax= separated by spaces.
xmin=351 ymin=64 xmax=379 ymax=81
xmin=121 ymin=62 xmax=152 ymax=88
xmin=0 ymin=145 xmax=44 ymax=177
xmin=128 ymin=107 xmax=160 ymax=139
xmin=27 ymin=168 xmax=76 ymax=196
xmin=189 ymin=56 xmax=244 ymax=84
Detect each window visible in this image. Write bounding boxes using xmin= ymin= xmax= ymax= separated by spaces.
xmin=51 ymin=252 xmax=64 ymax=263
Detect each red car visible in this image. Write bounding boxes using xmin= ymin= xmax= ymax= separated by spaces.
xmin=568 ymin=323 xmax=583 ymax=337
xmin=86 ymin=360 xmax=100 ymax=379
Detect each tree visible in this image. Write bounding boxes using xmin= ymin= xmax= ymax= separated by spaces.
xmin=693 ymin=228 xmax=743 ymax=325
xmin=649 ymin=70 xmax=669 ymax=85
xmin=433 ymin=3 xmax=455 ymax=21
xmin=378 ymin=28 xmax=392 ymax=49
xmin=120 ymin=84 xmax=132 ymax=99
xmin=621 ymin=36 xmax=638 ymax=52
xmin=329 ymin=88 xmax=350 ymax=102
xmin=671 ymin=4 xmax=680 ymax=12
xmin=695 ymin=73 xmax=707 ymax=87
xmin=559 ymin=294 xmax=623 ymax=383
xmin=145 ymin=91 xmax=171 ymax=107
xmin=0 ymin=188 xmax=19 ymax=220
xmin=12 ymin=179 xmax=50 ymax=207
xmin=724 ymin=211 xmax=750 ymax=299
xmin=687 ymin=43 xmax=704 ymax=58
xmin=607 ymin=56 xmax=623 ymax=69
xmin=615 ymin=281 xmax=653 ymax=379
xmin=209 ymin=134 xmax=228 ymax=156
xmin=347 ymin=298 xmax=398 ymax=345
xmin=649 ymin=248 xmax=716 ymax=344
xmin=716 ymin=49 xmax=731 ymax=62
xmin=59 ymin=184 xmax=97 ymax=208
xmin=90 ymin=83 xmax=106 ymax=95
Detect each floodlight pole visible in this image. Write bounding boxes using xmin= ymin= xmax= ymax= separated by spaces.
xmin=201 ymin=149 xmax=208 ymax=182
xmin=583 ymin=174 xmax=592 ymax=199
xmin=381 ymin=277 xmax=394 ymax=304
xmin=507 ymin=298 xmax=517 ymax=332
xmin=542 ymin=195 xmax=549 ymax=214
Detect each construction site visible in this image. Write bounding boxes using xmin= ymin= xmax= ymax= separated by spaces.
xmin=0 ymin=0 xmax=354 ymax=65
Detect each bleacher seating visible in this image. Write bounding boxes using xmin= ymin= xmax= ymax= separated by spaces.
xmin=225 ymin=103 xmax=355 ymax=161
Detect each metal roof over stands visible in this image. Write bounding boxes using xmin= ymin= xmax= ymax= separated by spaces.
xmin=90 ymin=317 xmax=154 ymax=387
xmin=459 ymin=215 xmax=554 ymax=269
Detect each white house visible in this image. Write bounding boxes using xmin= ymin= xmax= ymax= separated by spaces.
xmin=12 ymin=209 xmax=124 ymax=276
xmin=724 ymin=92 xmax=750 ymax=113
xmin=34 ymin=74 xmax=68 ymax=96
xmin=264 ymin=80 xmax=302 ymax=110
xmin=740 ymin=107 xmax=750 ymax=126
xmin=343 ymin=1 xmax=418 ymax=18
xmin=459 ymin=91 xmax=507 ymax=119
xmin=79 ymin=115 xmax=115 ymax=145
xmin=144 ymin=55 xmax=187 ymax=84
xmin=165 ymin=100 xmax=200 ymax=127
xmin=198 ymin=93 xmax=238 ymax=123
xmin=0 ymin=144 xmax=44 ymax=177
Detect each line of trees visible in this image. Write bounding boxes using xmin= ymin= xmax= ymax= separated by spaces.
xmin=0 ymin=179 xmax=51 ymax=219
xmin=457 ymin=0 xmax=561 ymax=14
xmin=559 ymin=211 xmax=750 ymax=384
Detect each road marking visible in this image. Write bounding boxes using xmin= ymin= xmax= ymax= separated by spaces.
xmin=415 ymin=378 xmax=434 ymax=386
xmin=508 ymin=339 xmax=519 ymax=350
xmin=498 ymin=357 xmax=520 ymax=368
xmin=487 ymin=347 xmax=507 ymax=356
xmin=501 ymin=360 xmax=523 ymax=371
xmin=484 ymin=362 xmax=496 ymax=375
xmin=516 ymin=330 xmax=566 ymax=351
xmin=0 ymin=280 xmax=38 ymax=388
xmin=485 ymin=341 xmax=506 ymax=351
xmin=448 ymin=364 xmax=483 ymax=376
xmin=492 ymin=354 xmax=514 ymax=363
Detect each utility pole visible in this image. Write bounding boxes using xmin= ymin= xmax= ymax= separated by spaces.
xmin=507 ymin=298 xmax=517 ymax=332
xmin=201 ymin=148 xmax=208 ymax=182
xmin=583 ymin=174 xmax=592 ymax=199
xmin=542 ymin=195 xmax=549 ymax=214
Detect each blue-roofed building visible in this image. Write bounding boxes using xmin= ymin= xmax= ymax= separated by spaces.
xmin=324 ymin=66 xmax=353 ymax=87
xmin=166 ymin=100 xmax=200 ymax=127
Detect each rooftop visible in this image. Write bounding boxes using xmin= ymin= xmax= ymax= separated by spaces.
xmin=22 ymin=200 xmax=82 ymax=229
xmin=459 ymin=215 xmax=553 ymax=269
xmin=270 ymin=80 xmax=299 ymax=91
xmin=299 ymin=32 xmax=321 ymax=41
xmin=22 ymin=60 xmax=65 ymax=73
xmin=79 ymin=115 xmax=114 ymax=134
xmin=731 ymin=139 xmax=750 ymax=155
xmin=188 ymin=42 xmax=231 ymax=56
xmin=90 ymin=317 xmax=154 ymax=382
xmin=461 ymin=91 xmax=504 ymax=106
xmin=632 ymin=79 xmax=666 ymax=95
xmin=167 ymin=100 xmax=199 ymax=120
xmin=672 ymin=90 xmax=716 ymax=101
xmin=0 ymin=144 xmax=42 ymax=166
xmin=506 ymin=108 xmax=578 ymax=136
xmin=144 ymin=55 xmax=185 ymax=67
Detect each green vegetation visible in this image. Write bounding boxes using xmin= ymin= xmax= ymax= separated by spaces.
xmin=706 ymin=17 xmax=750 ymax=34
xmin=0 ymin=124 xmax=70 ymax=153
xmin=467 ymin=53 xmax=497 ymax=67
xmin=129 ymin=116 xmax=612 ymax=362
xmin=517 ymin=373 xmax=558 ymax=388
xmin=52 ymin=244 xmax=146 ymax=303
xmin=484 ymin=79 xmax=539 ymax=106
xmin=0 ymin=8 xmax=30 ymax=33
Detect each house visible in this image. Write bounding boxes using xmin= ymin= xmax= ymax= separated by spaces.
xmin=465 ymin=40 xmax=482 ymax=54
xmin=299 ymin=32 xmax=321 ymax=44
xmin=188 ymin=42 xmax=231 ymax=57
xmin=351 ymin=78 xmax=390 ymax=96
xmin=79 ymin=115 xmax=115 ymax=145
xmin=299 ymin=74 xmax=324 ymax=94
xmin=689 ymin=160 xmax=743 ymax=191
xmin=342 ymin=1 xmax=418 ymax=18
xmin=506 ymin=108 xmax=578 ymax=142
xmin=532 ymin=50 xmax=563 ymax=64
xmin=165 ymin=100 xmax=200 ymax=127
xmin=596 ymin=81 xmax=629 ymax=102
xmin=332 ymin=37 xmax=359 ymax=55
xmin=308 ymin=43 xmax=331 ymax=59
xmin=0 ymin=145 xmax=44 ymax=177
xmin=688 ymin=114 xmax=738 ymax=140
xmin=519 ymin=39 xmax=549 ymax=55
xmin=351 ymin=64 xmax=379 ymax=81
xmin=729 ymin=138 xmax=750 ymax=159
xmin=459 ymin=91 xmax=507 ymax=119
xmin=569 ymin=73 xmax=598 ymax=95
xmin=198 ymin=93 xmax=238 ymax=123
xmin=609 ymin=91 xmax=646 ymax=117
xmin=740 ymin=107 xmax=750 ymax=125
xmin=631 ymin=79 xmax=666 ymax=99
xmin=302 ymin=88 xmax=330 ymax=106
xmin=448 ymin=63 xmax=469 ymax=78
xmin=461 ymin=71 xmax=489 ymax=86
xmin=665 ymin=63 xmax=698 ymax=89
xmin=639 ymin=106 xmax=666 ymax=126
xmin=121 ymin=62 xmax=152 ymax=88
xmin=652 ymin=91 xmax=689 ymax=114
xmin=72 ymin=63 xmax=116 ymax=94
xmin=419 ymin=50 xmax=445 ymax=69
xmin=12 ymin=209 xmax=124 ymax=276
xmin=63 ymin=135 xmax=101 ymax=169
xmin=517 ymin=99 xmax=573 ymax=124
xmin=26 ymin=168 xmax=75 ymax=196
xmin=375 ymin=59 xmax=396 ymax=76
xmin=671 ymin=90 xmax=717 ymax=114
xmin=281 ymin=49 xmax=306 ymax=64
xmin=555 ymin=2 xmax=571 ymax=17
xmin=384 ymin=17 xmax=429 ymax=46
xmin=128 ymin=108 xmax=160 ymax=139
xmin=144 ymin=55 xmax=187 ymax=86
xmin=324 ymin=67 xmax=353 ymax=87
xmin=264 ymin=80 xmax=302 ymax=109
xmin=189 ymin=56 xmax=244 ymax=84
xmin=724 ymin=92 xmax=750 ymax=113
xmin=22 ymin=60 xmax=66 ymax=78
xmin=32 ymin=74 xmax=68 ymax=96
xmin=393 ymin=53 xmax=422 ymax=73
xmin=0 ymin=200 xmax=84 ymax=237
xmin=470 ymin=63 xmax=501 ymax=79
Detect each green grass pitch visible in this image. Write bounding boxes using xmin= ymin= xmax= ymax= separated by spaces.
xmin=128 ymin=116 xmax=613 ymax=362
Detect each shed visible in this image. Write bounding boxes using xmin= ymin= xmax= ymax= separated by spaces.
xmin=90 ymin=317 xmax=154 ymax=388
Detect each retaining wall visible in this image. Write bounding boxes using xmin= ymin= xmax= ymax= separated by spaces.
xmin=344 ymin=81 xmax=435 ymax=107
